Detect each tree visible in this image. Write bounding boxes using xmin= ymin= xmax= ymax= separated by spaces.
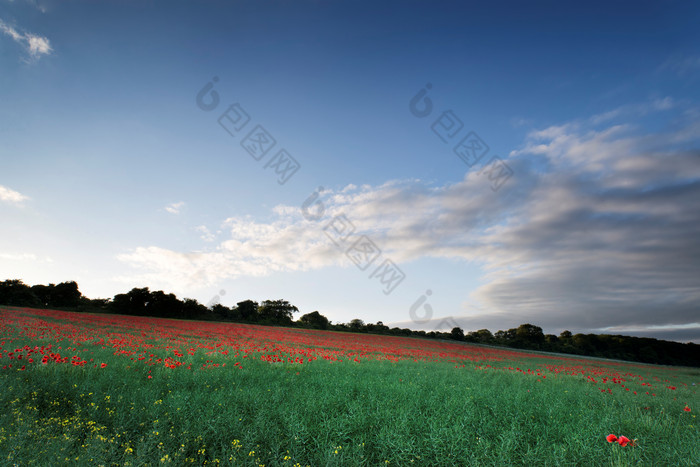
xmin=110 ymin=287 xmax=151 ymax=315
xmin=0 ymin=279 xmax=40 ymax=307
xmin=349 ymin=319 xmax=365 ymax=331
xmin=366 ymin=321 xmax=389 ymax=334
xmin=572 ymin=334 xmax=596 ymax=354
xmin=182 ymin=298 xmax=208 ymax=319
xmin=258 ymin=299 xmax=298 ymax=325
xmin=80 ymin=297 xmax=109 ymax=312
xmin=52 ymin=281 xmax=82 ymax=308
xmin=31 ymin=284 xmax=54 ymax=306
xmin=451 ymin=327 xmax=465 ymax=340
xmin=299 ymin=311 xmax=330 ymax=329
xmin=515 ymin=323 xmax=545 ymax=348
xmin=560 ymin=330 xmax=572 ymax=339
xmin=235 ymin=300 xmax=259 ymax=322
xmin=469 ymin=329 xmax=494 ymax=344
xmin=147 ymin=290 xmax=183 ymax=318
xmin=639 ymin=346 xmax=659 ymax=363
xmin=211 ymin=304 xmax=234 ymax=320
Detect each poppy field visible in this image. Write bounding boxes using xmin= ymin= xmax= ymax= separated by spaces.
xmin=1 ymin=307 xmax=698 ymax=466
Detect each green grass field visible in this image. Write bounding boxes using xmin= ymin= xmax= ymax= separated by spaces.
xmin=1 ymin=307 xmax=698 ymax=466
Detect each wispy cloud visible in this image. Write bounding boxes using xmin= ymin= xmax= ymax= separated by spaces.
xmin=0 ymin=17 xmax=52 ymax=61
xmin=0 ymin=184 xmax=29 ymax=205
xmin=164 ymin=201 xmax=185 ymax=215
xmin=589 ymin=96 xmax=676 ymax=125
xmin=659 ymin=55 xmax=700 ymax=78
xmin=0 ymin=252 xmax=52 ymax=262
xmin=510 ymin=117 xmax=533 ymax=128
xmin=195 ymin=225 xmax=217 ymax=242
xmin=652 ymin=96 xmax=675 ymax=111
xmin=21 ymin=0 xmax=49 ymax=14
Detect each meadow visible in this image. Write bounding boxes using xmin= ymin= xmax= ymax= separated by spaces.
xmin=0 ymin=306 xmax=698 ymax=466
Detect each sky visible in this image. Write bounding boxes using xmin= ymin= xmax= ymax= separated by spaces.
xmin=1 ymin=0 xmax=699 ymax=343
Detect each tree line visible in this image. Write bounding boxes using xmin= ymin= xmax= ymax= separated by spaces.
xmin=0 ymin=279 xmax=698 ymax=367
xmin=450 ymin=324 xmax=700 ymax=367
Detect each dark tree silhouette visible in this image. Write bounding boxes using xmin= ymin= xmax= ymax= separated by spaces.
xmin=468 ymin=329 xmax=495 ymax=344
xmin=51 ymin=281 xmax=82 ymax=308
xmin=1 ymin=278 xmax=699 ymax=367
xmin=30 ymin=284 xmax=53 ymax=306
xmin=258 ymin=299 xmax=298 ymax=325
xmin=235 ymin=300 xmax=259 ymax=322
xmin=211 ymin=304 xmax=235 ymax=320
xmin=110 ymin=287 xmax=151 ymax=316
xmin=514 ymin=323 xmax=545 ymax=348
xmin=299 ymin=311 xmax=330 ymax=329
xmin=366 ymin=321 xmax=390 ymax=334
xmin=182 ymin=298 xmax=208 ymax=319
xmin=0 ymin=279 xmax=40 ymax=306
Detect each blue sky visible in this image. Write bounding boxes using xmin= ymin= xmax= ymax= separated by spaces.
xmin=2 ymin=0 xmax=699 ymax=342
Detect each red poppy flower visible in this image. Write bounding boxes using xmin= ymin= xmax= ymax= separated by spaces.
xmin=617 ymin=435 xmax=630 ymax=447
xmin=100 ymin=363 xmax=107 ymax=368
xmin=606 ymin=434 xmax=617 ymax=443
xmin=684 ymin=405 xmax=691 ymax=412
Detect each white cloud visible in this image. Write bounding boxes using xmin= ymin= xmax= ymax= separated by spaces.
xmin=195 ymin=225 xmax=216 ymax=242
xmin=0 ymin=185 xmax=29 ymax=204
xmin=0 ymin=252 xmax=52 ymax=262
xmin=26 ymin=32 xmax=50 ymax=56
xmin=116 ymin=247 xmax=243 ymax=290
xmin=164 ymin=201 xmax=185 ymax=215
xmin=0 ymin=17 xmax=52 ymax=61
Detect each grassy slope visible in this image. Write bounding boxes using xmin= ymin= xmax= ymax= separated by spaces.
xmin=1 ymin=308 xmax=698 ymax=466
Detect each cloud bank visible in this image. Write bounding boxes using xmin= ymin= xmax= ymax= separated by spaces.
xmin=119 ymin=104 xmax=700 ymax=340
